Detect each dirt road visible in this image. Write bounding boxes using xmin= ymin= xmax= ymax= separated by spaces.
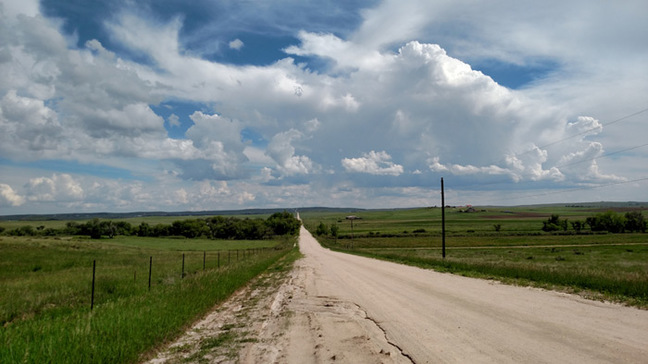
xmin=289 ymin=226 xmax=648 ymax=363
xmin=147 ymin=226 xmax=648 ymax=363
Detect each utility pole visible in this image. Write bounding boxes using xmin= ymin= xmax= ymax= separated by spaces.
xmin=350 ymin=217 xmax=355 ymax=249
xmin=441 ymin=177 xmax=446 ymax=259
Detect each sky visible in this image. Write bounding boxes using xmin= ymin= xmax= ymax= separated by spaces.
xmin=1 ymin=0 xmax=647 ymax=215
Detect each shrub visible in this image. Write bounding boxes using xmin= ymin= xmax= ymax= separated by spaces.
xmin=571 ymin=220 xmax=585 ymax=233
xmin=587 ymin=211 xmax=626 ymax=233
xmin=315 ymin=222 xmax=328 ymax=236
xmin=265 ymin=211 xmax=301 ymax=236
xmin=330 ymin=224 xmax=339 ymax=239
xmin=542 ymin=214 xmax=562 ymax=232
xmin=624 ymin=211 xmax=647 ymax=232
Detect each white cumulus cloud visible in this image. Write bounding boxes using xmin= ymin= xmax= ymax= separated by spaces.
xmin=0 ymin=184 xmax=25 ymax=207
xmin=229 ymin=38 xmax=244 ymax=50
xmin=0 ymin=1 xmax=646 ymax=213
xmin=342 ymin=151 xmax=403 ymax=176
xmin=24 ymin=174 xmax=84 ymax=202
xmin=266 ymin=129 xmax=315 ymax=176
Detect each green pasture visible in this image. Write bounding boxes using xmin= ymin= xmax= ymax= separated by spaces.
xmin=301 ymin=206 xmax=648 ymax=307
xmin=0 ymin=213 xmax=275 ymax=231
xmin=361 ymin=245 xmax=648 ymax=305
xmin=102 ymin=235 xmax=278 ymax=251
xmin=0 ymin=235 xmax=295 ymax=363
xmin=302 ymin=206 xmax=553 ymax=235
xmin=301 ymin=205 xmax=646 ymax=236
xmin=316 ymin=233 xmax=648 ymax=249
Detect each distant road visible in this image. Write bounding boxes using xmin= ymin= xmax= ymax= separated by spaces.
xmin=297 ymin=225 xmax=648 ymax=363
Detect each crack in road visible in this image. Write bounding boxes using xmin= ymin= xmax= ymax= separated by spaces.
xmin=354 ymin=303 xmax=416 ymax=364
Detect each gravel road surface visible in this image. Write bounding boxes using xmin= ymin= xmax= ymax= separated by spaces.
xmin=295 ymin=225 xmax=648 ymax=363
xmin=147 ymin=226 xmax=648 ymax=363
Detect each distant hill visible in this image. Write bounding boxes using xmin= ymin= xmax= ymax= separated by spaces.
xmin=0 ymin=207 xmax=366 ymax=221
xmin=1 ymin=203 xmax=645 ymax=221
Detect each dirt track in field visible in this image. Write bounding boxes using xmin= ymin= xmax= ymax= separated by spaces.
xmin=147 ymin=225 xmax=648 ymax=363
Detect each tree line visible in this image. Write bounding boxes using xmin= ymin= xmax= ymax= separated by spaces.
xmin=542 ymin=211 xmax=646 ymax=233
xmin=0 ymin=211 xmax=301 ymax=240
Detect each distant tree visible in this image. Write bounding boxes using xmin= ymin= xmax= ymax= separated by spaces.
xmin=585 ymin=216 xmax=602 ymax=231
xmin=100 ymin=221 xmax=116 ymax=238
xmin=542 ymin=214 xmax=562 ymax=232
xmin=586 ymin=211 xmax=626 ymax=233
xmin=560 ymin=218 xmax=569 ymax=231
xmin=571 ymin=220 xmax=585 ymax=233
xmin=315 ymin=222 xmax=328 ymax=236
xmin=0 ymin=226 xmax=5 ymax=234
xmin=599 ymin=211 xmax=626 ymax=233
xmin=493 ymin=224 xmax=502 ymax=232
xmin=137 ymin=222 xmax=151 ymax=237
xmin=86 ymin=219 xmax=103 ymax=239
xmin=152 ymin=224 xmax=169 ymax=237
xmin=42 ymin=228 xmax=58 ymax=236
xmin=624 ymin=211 xmax=647 ymax=233
xmin=8 ymin=225 xmax=35 ymax=236
xmin=238 ymin=218 xmax=269 ymax=240
xmin=207 ymin=216 xmax=239 ymax=239
xmin=330 ymin=224 xmax=339 ymax=241
xmin=207 ymin=216 xmax=227 ymax=239
xmin=170 ymin=219 xmax=209 ymax=238
xmin=65 ymin=221 xmax=81 ymax=235
xmin=266 ymin=211 xmax=301 ymax=236
xmin=113 ymin=221 xmax=133 ymax=236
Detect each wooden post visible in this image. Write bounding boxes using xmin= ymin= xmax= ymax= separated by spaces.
xmin=148 ymin=256 xmax=152 ymax=291
xmin=441 ymin=177 xmax=446 ymax=259
xmin=91 ymin=260 xmax=96 ymax=310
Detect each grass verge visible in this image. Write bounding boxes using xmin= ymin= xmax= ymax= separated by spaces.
xmin=324 ymin=243 xmax=648 ymax=308
xmin=0 ymin=236 xmax=296 ymax=363
xmin=301 ymin=208 xmax=647 ymax=308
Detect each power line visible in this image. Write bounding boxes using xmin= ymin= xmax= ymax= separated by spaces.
xmin=437 ymin=107 xmax=648 ymax=205
xmin=538 ymin=107 xmax=648 ymax=150
xmin=441 ymin=141 xmax=648 ymax=192
xmin=555 ymin=142 xmax=648 ymax=168
xmin=447 ymin=141 xmax=648 ymax=192
xmin=475 ymin=177 xmax=648 ymax=205
xmin=507 ymin=107 xmax=648 ymax=161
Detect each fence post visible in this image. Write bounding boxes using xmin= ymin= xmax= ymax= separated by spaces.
xmin=441 ymin=177 xmax=446 ymax=259
xmin=148 ymin=256 xmax=152 ymax=291
xmin=91 ymin=260 xmax=96 ymax=311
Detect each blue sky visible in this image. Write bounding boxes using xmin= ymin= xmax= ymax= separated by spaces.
xmin=1 ymin=0 xmax=647 ymax=214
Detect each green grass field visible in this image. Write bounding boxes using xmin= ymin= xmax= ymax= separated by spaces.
xmin=0 ymin=213 xmax=278 ymax=231
xmin=301 ymin=206 xmax=648 ymax=307
xmin=1 ymin=205 xmax=646 ymax=362
xmin=0 ymin=234 xmax=296 ymax=363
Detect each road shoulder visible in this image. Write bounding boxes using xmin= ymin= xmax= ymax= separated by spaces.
xmin=144 ymin=250 xmax=412 ymax=364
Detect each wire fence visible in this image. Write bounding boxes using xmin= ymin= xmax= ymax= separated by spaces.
xmin=88 ymin=247 xmax=275 ymax=310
